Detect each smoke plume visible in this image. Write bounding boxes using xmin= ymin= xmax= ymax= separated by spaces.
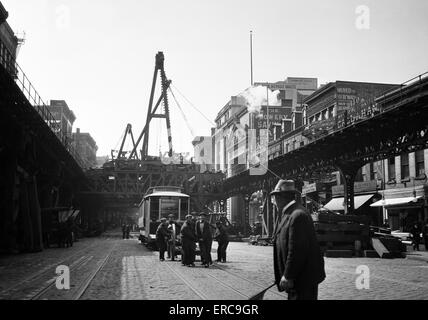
xmin=239 ymin=85 xmax=282 ymax=114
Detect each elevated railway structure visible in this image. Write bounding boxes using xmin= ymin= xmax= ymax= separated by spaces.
xmin=0 ymin=34 xmax=87 ymax=253
xmin=222 ymin=72 xmax=428 ymax=236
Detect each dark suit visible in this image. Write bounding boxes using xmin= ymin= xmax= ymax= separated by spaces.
xmin=180 ymin=221 xmax=197 ymax=265
xmin=195 ymin=221 xmax=213 ymax=265
xmin=156 ymin=224 xmax=170 ymax=261
xmin=214 ymin=225 xmax=229 ymax=262
xmin=273 ymin=201 xmax=326 ymax=300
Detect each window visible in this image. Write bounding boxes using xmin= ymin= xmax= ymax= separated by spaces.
xmin=285 ymin=143 xmax=289 ymax=153
xmin=401 ymin=154 xmax=410 ymax=180
xmin=355 ymin=168 xmax=364 ymax=182
xmin=328 ymin=106 xmax=335 ymax=119
xmin=415 ymin=150 xmax=425 ymax=177
xmin=388 ymin=157 xmax=396 ymax=181
xmin=322 ymin=109 xmax=328 ymax=120
xmin=370 ymin=163 xmax=376 ymax=181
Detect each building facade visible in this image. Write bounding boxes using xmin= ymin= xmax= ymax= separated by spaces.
xmin=0 ymin=2 xmax=18 ymax=76
xmin=73 ymin=128 xmax=98 ymax=169
xmin=299 ymin=80 xmax=427 ymax=231
xmin=212 ymin=77 xmax=318 ymax=231
xmin=47 ymin=100 xmax=76 ymax=145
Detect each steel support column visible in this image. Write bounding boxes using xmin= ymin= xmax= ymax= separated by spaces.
xmin=337 ymin=161 xmax=364 ymax=215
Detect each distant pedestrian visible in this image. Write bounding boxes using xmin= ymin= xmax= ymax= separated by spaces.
xmin=271 ymin=180 xmax=326 ymax=300
xmin=214 ymin=221 xmax=229 ymax=263
xmin=195 ymin=212 xmax=213 ymax=268
xmin=126 ymin=224 xmax=131 ymax=239
xmin=410 ymin=223 xmax=421 ymax=251
xmin=122 ymin=223 xmax=127 ymax=239
xmin=180 ymin=214 xmax=197 ymax=267
xmin=156 ymin=218 xmax=170 ymax=261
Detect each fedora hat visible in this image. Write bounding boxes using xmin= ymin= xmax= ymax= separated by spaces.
xmin=270 ymin=180 xmax=297 ymax=196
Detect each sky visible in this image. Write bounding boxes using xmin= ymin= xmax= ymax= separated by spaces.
xmin=3 ymin=0 xmax=428 ymax=157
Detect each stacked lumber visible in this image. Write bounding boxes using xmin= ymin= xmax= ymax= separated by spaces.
xmin=313 ymin=212 xmax=370 ymax=256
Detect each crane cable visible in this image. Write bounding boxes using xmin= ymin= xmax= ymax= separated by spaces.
xmin=169 ymin=88 xmax=195 ymax=138
xmin=170 ymin=84 xmax=216 ymax=127
xmin=112 ymin=128 xmax=127 ymax=158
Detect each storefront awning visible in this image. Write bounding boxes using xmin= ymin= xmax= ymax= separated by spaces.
xmin=370 ymin=196 xmax=422 ymax=208
xmin=324 ymin=195 xmax=375 ymax=212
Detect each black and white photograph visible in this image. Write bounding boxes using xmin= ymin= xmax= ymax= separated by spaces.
xmin=0 ymin=0 xmax=427 ymax=311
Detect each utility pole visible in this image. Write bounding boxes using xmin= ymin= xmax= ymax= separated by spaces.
xmin=250 ymin=31 xmax=254 ymax=86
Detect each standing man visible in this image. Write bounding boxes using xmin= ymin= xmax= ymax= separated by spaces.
xmin=167 ymin=215 xmax=180 ymax=261
xmin=195 ymin=212 xmax=213 ymax=268
xmin=410 ymin=223 xmax=421 ymax=251
xmin=156 ymin=218 xmax=170 ymax=261
xmin=214 ymin=221 xmax=229 ymax=263
xmin=271 ymin=180 xmax=326 ymax=300
xmin=180 ymin=214 xmax=197 ymax=267
xmin=122 ymin=223 xmax=127 ymax=240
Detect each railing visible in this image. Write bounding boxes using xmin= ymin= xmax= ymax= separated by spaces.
xmin=0 ymin=40 xmax=85 ymax=168
xmin=302 ymin=71 xmax=428 ymax=141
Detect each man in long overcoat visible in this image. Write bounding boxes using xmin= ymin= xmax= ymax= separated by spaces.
xmin=195 ymin=212 xmax=213 ymax=268
xmin=156 ymin=218 xmax=170 ymax=261
xmin=271 ymin=180 xmax=326 ymax=300
xmin=180 ymin=214 xmax=197 ymax=267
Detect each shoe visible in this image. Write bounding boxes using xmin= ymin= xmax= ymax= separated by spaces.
xmin=160 ymin=259 xmax=165 ymax=261
xmin=205 ymin=264 xmax=209 ymax=268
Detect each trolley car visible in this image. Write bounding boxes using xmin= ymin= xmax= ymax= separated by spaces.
xmin=138 ymin=186 xmax=190 ymax=248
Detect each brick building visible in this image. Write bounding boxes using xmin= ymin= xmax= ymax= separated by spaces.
xmin=73 ymin=128 xmax=98 ymax=169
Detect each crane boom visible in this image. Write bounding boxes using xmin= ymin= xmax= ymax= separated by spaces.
xmin=130 ymin=52 xmax=174 ymax=159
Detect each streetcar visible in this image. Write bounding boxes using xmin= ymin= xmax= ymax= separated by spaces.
xmin=138 ymin=186 xmax=190 ymax=248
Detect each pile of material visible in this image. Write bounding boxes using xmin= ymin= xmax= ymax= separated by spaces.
xmin=312 ymin=212 xmax=370 ymax=257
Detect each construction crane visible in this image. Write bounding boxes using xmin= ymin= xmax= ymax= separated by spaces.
xmin=129 ymin=52 xmax=173 ymax=159
xmin=111 ymin=124 xmax=139 ymax=161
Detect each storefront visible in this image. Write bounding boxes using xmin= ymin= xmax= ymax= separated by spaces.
xmin=370 ymin=185 xmax=427 ymax=231
xmin=323 ymin=180 xmax=383 ymax=225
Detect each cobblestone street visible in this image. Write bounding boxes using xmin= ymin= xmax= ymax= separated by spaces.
xmin=0 ymin=235 xmax=427 ymax=300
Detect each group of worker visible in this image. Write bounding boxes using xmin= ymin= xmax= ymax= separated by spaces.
xmin=155 ymin=212 xmax=229 ymax=268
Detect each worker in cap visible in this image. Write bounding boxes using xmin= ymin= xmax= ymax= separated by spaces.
xmin=180 ymin=214 xmax=197 ymax=267
xmin=271 ymin=179 xmax=326 ymax=300
xmin=195 ymin=211 xmax=213 ymax=267
xmin=156 ymin=218 xmax=170 ymax=261
xmin=214 ymin=220 xmax=229 ymax=263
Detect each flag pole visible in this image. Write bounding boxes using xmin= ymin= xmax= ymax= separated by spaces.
xmin=250 ymin=31 xmax=254 ymax=86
